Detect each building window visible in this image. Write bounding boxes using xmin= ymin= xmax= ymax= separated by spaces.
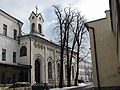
xmin=3 ymin=24 xmax=7 ymax=36
xmin=13 ymin=52 xmax=16 ymax=63
xmin=72 ymin=66 xmax=74 ymax=79
xmin=65 ymin=65 xmax=67 ymax=79
xmin=20 ymin=46 xmax=27 ymax=57
xmin=48 ymin=61 xmax=52 ymax=79
xmin=38 ymin=24 xmax=41 ymax=34
xmin=57 ymin=63 xmax=60 ymax=80
xmin=14 ymin=29 xmax=17 ymax=40
xmin=2 ymin=49 xmax=6 ymax=61
xmin=32 ymin=16 xmax=34 ymax=19
xmin=31 ymin=23 xmax=35 ymax=32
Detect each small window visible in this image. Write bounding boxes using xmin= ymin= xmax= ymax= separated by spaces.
xmin=13 ymin=52 xmax=16 ymax=63
xmin=3 ymin=24 xmax=7 ymax=36
xmin=38 ymin=24 xmax=41 ymax=34
xmin=32 ymin=16 xmax=34 ymax=19
xmin=48 ymin=61 xmax=52 ymax=79
xmin=14 ymin=29 xmax=17 ymax=40
xmin=2 ymin=49 xmax=6 ymax=61
xmin=31 ymin=23 xmax=35 ymax=32
xmin=20 ymin=46 xmax=27 ymax=57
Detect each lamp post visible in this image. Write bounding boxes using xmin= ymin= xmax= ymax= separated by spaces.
xmin=85 ymin=23 xmax=101 ymax=90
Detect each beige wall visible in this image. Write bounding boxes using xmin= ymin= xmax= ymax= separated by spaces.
xmin=88 ymin=11 xmax=120 ymax=87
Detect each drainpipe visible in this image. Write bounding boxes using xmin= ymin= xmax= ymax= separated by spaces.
xmin=28 ymin=36 xmax=31 ymax=83
xmin=85 ymin=23 xmax=101 ymax=90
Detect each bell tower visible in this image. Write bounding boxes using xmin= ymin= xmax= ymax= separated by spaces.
xmin=29 ymin=6 xmax=44 ymax=36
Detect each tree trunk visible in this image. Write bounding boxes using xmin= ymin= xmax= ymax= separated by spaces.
xmin=74 ymin=42 xmax=80 ymax=86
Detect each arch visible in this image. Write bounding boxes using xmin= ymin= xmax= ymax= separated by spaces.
xmin=20 ymin=46 xmax=27 ymax=57
xmin=48 ymin=61 xmax=52 ymax=79
xmin=35 ymin=59 xmax=40 ymax=83
xmin=31 ymin=23 xmax=35 ymax=32
xmin=38 ymin=24 xmax=42 ymax=34
xmin=33 ymin=54 xmax=44 ymax=83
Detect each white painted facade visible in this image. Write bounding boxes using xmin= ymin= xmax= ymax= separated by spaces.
xmin=0 ymin=9 xmax=77 ymax=87
xmin=0 ymin=10 xmax=22 ymax=64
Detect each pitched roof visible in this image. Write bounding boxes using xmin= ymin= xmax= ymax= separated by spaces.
xmin=0 ymin=9 xmax=23 ymax=25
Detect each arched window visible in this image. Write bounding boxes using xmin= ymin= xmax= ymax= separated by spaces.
xmin=38 ymin=24 xmax=41 ymax=34
xmin=72 ymin=66 xmax=74 ymax=79
xmin=48 ymin=61 xmax=52 ymax=79
xmin=57 ymin=63 xmax=60 ymax=80
xmin=20 ymin=46 xmax=27 ymax=57
xmin=65 ymin=65 xmax=67 ymax=79
xmin=35 ymin=59 xmax=40 ymax=83
xmin=31 ymin=23 xmax=35 ymax=32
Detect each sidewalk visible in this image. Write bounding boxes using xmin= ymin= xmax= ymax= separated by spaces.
xmin=50 ymin=82 xmax=93 ymax=90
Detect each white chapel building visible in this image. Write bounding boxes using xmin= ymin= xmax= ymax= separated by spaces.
xmin=0 ymin=9 xmax=77 ymax=87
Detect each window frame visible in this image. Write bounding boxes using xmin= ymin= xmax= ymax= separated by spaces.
xmin=14 ymin=29 xmax=17 ymax=40
xmin=38 ymin=24 xmax=41 ymax=34
xmin=48 ymin=61 xmax=52 ymax=79
xmin=2 ymin=49 xmax=6 ymax=61
xmin=72 ymin=66 xmax=74 ymax=79
xmin=20 ymin=46 xmax=27 ymax=57
xmin=31 ymin=23 xmax=35 ymax=32
xmin=13 ymin=52 xmax=16 ymax=63
xmin=57 ymin=63 xmax=60 ymax=80
xmin=3 ymin=24 xmax=7 ymax=36
xmin=65 ymin=65 xmax=67 ymax=80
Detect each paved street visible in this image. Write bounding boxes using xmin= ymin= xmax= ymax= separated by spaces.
xmin=50 ymin=83 xmax=93 ymax=90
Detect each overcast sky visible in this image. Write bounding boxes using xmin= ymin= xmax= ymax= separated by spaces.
xmin=0 ymin=0 xmax=109 ymax=40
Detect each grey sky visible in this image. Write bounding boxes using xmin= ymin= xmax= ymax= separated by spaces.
xmin=0 ymin=0 xmax=109 ymax=40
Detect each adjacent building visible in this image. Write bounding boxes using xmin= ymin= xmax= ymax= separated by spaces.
xmin=87 ymin=9 xmax=120 ymax=90
xmin=0 ymin=9 xmax=77 ymax=87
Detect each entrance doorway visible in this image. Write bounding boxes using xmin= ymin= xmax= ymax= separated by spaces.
xmin=35 ymin=59 xmax=40 ymax=83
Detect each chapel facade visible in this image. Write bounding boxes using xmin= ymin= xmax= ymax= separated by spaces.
xmin=0 ymin=9 xmax=77 ymax=87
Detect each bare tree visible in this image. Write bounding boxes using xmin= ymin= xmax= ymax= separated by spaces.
xmin=74 ymin=23 xmax=88 ymax=86
xmin=53 ymin=5 xmax=88 ymax=87
xmin=53 ymin=5 xmax=67 ymax=88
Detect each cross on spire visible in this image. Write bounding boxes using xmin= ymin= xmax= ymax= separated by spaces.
xmin=35 ymin=5 xmax=38 ymax=15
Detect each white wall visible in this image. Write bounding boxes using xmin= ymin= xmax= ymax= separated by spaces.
xmin=0 ymin=12 xmax=22 ymax=64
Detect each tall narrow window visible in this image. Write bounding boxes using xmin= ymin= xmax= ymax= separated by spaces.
xmin=2 ymin=49 xmax=6 ymax=61
xmin=14 ymin=29 xmax=17 ymax=40
xmin=48 ymin=61 xmax=52 ymax=79
xmin=72 ymin=66 xmax=74 ymax=79
xmin=65 ymin=65 xmax=67 ymax=79
xmin=38 ymin=24 xmax=41 ymax=34
xmin=20 ymin=46 xmax=27 ymax=57
xmin=13 ymin=52 xmax=16 ymax=63
xmin=31 ymin=23 xmax=35 ymax=32
xmin=3 ymin=24 xmax=7 ymax=36
xmin=57 ymin=63 xmax=60 ymax=80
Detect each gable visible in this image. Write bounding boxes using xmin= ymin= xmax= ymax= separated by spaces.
xmin=28 ymin=11 xmax=36 ymax=20
xmin=37 ymin=13 xmax=44 ymax=22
